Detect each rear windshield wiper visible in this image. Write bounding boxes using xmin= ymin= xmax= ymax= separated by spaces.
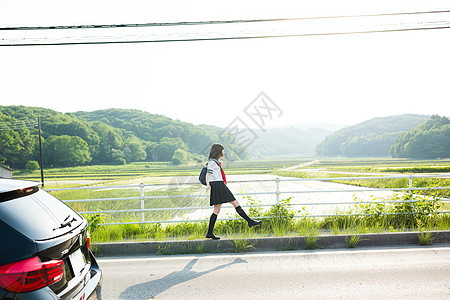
xmin=54 ymin=215 xmax=77 ymax=230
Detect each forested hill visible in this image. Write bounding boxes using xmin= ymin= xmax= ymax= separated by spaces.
xmin=390 ymin=115 xmax=450 ymax=159
xmin=0 ymin=106 xmax=244 ymax=169
xmin=315 ymin=114 xmax=431 ymax=157
xmin=71 ymin=109 xmax=223 ymax=160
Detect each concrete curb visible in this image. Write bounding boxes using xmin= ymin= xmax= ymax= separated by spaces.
xmin=93 ymin=230 xmax=450 ymax=257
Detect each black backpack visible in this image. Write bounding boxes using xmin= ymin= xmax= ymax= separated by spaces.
xmin=199 ymin=164 xmax=208 ymax=185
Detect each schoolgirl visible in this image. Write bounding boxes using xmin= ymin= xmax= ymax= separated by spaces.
xmin=205 ymin=143 xmax=261 ymax=239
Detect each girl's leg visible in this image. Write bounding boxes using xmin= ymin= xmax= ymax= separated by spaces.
xmin=229 ymin=200 xmax=240 ymax=208
xmin=213 ymin=204 xmax=222 ymax=215
xmin=230 ymin=200 xmax=262 ymax=227
xmin=206 ymin=204 xmax=221 ymax=240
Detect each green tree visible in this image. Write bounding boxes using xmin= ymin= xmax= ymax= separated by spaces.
xmin=172 ymin=149 xmax=189 ymax=165
xmin=25 ymin=160 xmax=40 ymax=172
xmin=111 ymin=149 xmax=126 ymax=165
xmin=144 ymin=141 xmax=158 ymax=162
xmin=89 ymin=121 xmax=124 ymax=164
xmin=44 ymin=135 xmax=91 ymax=167
xmin=123 ymin=136 xmax=147 ymax=162
xmin=0 ymin=115 xmax=37 ymax=169
xmin=155 ymin=137 xmax=188 ymax=161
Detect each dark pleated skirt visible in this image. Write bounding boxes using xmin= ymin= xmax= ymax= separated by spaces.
xmin=210 ymin=181 xmax=236 ymax=206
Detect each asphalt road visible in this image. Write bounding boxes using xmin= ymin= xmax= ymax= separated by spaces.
xmin=98 ymin=245 xmax=450 ymax=299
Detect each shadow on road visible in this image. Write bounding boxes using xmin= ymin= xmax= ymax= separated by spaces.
xmin=120 ymin=257 xmax=247 ymax=299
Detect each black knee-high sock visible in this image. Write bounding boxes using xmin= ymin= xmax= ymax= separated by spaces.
xmin=207 ymin=213 xmax=218 ymax=235
xmin=235 ymin=206 xmax=252 ymax=223
xmin=236 ymin=206 xmax=261 ymax=227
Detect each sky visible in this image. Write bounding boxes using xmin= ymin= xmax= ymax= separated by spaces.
xmin=1 ymin=0 xmax=449 ymax=129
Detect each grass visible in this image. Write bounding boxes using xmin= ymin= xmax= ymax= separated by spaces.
xmin=345 ymin=235 xmax=362 ymax=248
xmin=233 ymin=239 xmax=255 ymax=252
xmin=418 ymin=231 xmax=437 ymax=246
xmin=417 ymin=219 xmax=439 ymax=246
xmin=303 ymin=234 xmax=319 ymax=250
xmin=86 ymin=195 xmax=450 ymax=245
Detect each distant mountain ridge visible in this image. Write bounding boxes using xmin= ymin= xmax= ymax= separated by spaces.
xmin=0 ymin=105 xmax=443 ymax=170
xmin=246 ymin=127 xmax=332 ymax=157
xmin=315 ymin=114 xmax=431 ymax=157
xmin=274 ymin=122 xmax=348 ymax=132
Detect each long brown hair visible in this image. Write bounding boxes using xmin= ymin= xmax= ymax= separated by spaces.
xmin=208 ymin=143 xmax=224 ymax=160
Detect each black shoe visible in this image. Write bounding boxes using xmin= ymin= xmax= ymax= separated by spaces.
xmin=249 ymin=220 xmax=262 ymax=227
xmin=206 ymin=233 xmax=220 ymax=240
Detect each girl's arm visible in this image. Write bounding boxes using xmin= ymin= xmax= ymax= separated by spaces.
xmin=206 ymin=172 xmax=211 ymax=190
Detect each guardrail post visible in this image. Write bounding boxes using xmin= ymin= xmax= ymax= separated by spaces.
xmin=408 ymin=175 xmax=414 ymax=214
xmin=140 ymin=183 xmax=145 ymax=223
xmin=408 ymin=175 xmax=413 ymax=196
xmin=275 ymin=178 xmax=280 ymax=205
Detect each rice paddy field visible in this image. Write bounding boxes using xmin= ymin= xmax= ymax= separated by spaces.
xmin=16 ymin=159 xmax=307 ymax=187
xmin=16 ymin=158 xmax=450 ymax=186
xmin=14 ymin=158 xmax=450 ymax=244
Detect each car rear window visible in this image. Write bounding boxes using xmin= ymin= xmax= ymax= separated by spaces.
xmin=0 ymin=186 xmax=39 ymax=202
xmin=0 ymin=189 xmax=84 ymax=240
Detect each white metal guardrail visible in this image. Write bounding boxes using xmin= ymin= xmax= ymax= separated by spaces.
xmin=46 ymin=174 xmax=450 ymax=226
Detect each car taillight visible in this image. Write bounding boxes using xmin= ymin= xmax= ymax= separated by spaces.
xmin=86 ymin=230 xmax=90 ymax=250
xmin=0 ymin=257 xmax=64 ymax=293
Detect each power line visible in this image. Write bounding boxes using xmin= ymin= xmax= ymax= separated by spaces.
xmin=0 ymin=119 xmax=38 ymax=131
xmin=1 ymin=9 xmax=449 ymax=47
xmin=1 ymin=9 xmax=449 ymax=31
xmin=0 ymin=123 xmax=37 ymax=127
xmin=1 ymin=24 xmax=449 ymax=47
xmin=0 ymin=120 xmax=37 ymax=125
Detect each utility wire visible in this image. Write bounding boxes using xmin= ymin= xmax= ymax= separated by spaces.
xmin=1 ymin=9 xmax=449 ymax=31
xmin=1 ymin=9 xmax=449 ymax=47
xmin=0 ymin=119 xmax=38 ymax=131
xmin=2 ymin=24 xmax=449 ymax=47
xmin=0 ymin=123 xmax=37 ymax=127
xmin=0 ymin=120 xmax=37 ymax=124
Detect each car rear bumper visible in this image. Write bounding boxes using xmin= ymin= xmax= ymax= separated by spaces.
xmin=69 ymin=253 xmax=102 ymax=300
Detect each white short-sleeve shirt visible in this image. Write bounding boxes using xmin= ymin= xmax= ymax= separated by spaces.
xmin=207 ymin=159 xmax=223 ymax=182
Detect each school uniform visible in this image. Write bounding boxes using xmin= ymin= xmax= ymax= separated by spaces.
xmin=205 ymin=154 xmax=261 ymax=240
xmin=207 ymin=158 xmax=236 ymax=206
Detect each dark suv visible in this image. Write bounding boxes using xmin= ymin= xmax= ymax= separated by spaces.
xmin=0 ymin=179 xmax=102 ymax=300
